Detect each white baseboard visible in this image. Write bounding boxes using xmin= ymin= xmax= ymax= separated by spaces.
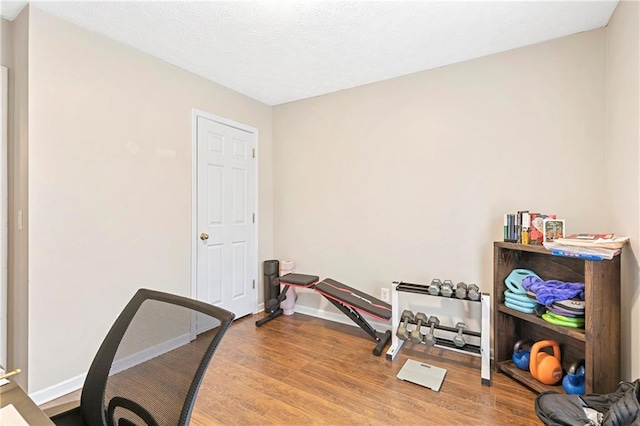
xmin=293 ymin=304 xmax=391 ymax=332
xmin=110 ymin=333 xmax=191 ymax=375
xmin=30 ymin=372 xmax=85 ymax=406
xmin=32 ymin=306 xmax=491 ymax=405
xmin=255 ymin=301 xmax=391 ymax=331
xmin=30 ymin=333 xmax=191 ymax=405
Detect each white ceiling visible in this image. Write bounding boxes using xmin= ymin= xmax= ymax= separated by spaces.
xmin=0 ymin=1 xmax=619 ymax=106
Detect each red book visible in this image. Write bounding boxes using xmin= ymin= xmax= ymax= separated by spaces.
xmin=529 ymin=213 xmax=556 ymax=245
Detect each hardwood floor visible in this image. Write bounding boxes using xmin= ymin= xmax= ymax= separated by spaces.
xmin=43 ymin=313 xmax=542 ymax=425
xmin=191 ymin=313 xmax=541 ymax=425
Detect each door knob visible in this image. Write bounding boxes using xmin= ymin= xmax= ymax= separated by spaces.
xmin=200 ymin=232 xmax=209 ymax=241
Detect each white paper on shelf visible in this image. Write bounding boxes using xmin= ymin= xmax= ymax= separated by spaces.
xmin=553 ymin=236 xmax=629 ymax=249
xmin=543 ymin=242 xmax=621 ymax=259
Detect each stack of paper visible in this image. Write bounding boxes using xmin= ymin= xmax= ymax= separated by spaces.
xmin=544 ymin=234 xmax=628 ymax=260
xmin=553 ymin=234 xmax=629 ymax=249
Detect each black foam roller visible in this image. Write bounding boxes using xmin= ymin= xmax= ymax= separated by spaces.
xmin=263 ymin=260 xmax=280 ymax=306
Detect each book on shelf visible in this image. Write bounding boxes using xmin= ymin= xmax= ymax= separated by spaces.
xmin=563 ymin=233 xmax=615 ymax=241
xmin=544 ymin=242 xmax=622 ymax=260
xmin=542 ymin=218 xmax=565 ymax=243
xmin=529 ymin=213 xmax=556 ymax=245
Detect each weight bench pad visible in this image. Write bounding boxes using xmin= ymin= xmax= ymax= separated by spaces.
xmin=279 ymin=273 xmax=319 ymax=288
xmin=314 ymin=278 xmax=392 ymax=321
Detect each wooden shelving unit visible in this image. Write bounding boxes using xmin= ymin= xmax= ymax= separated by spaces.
xmin=497 ymin=360 xmax=565 ymax=394
xmin=493 ymin=242 xmax=621 ymax=394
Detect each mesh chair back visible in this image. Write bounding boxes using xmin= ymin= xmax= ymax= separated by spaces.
xmin=79 ymin=289 xmax=234 ymax=426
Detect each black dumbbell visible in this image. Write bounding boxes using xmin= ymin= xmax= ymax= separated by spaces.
xmin=440 ymin=280 xmax=454 ymax=297
xmin=467 ymin=284 xmax=480 ymax=301
xmin=455 ymin=282 xmax=467 ymax=299
xmin=428 ymin=279 xmax=442 ymax=296
xmin=396 ymin=310 xmax=414 ymax=341
xmin=424 ymin=316 xmax=439 ymax=346
xmin=410 ymin=312 xmax=428 ymax=343
xmin=453 ymin=322 xmax=467 ymax=347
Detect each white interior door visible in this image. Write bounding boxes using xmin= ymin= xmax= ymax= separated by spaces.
xmin=195 ymin=114 xmax=256 ymax=318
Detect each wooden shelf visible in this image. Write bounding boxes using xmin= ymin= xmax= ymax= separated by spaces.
xmin=493 ymin=241 xmax=621 ymax=394
xmin=497 ymin=360 xmax=565 ymax=394
xmin=497 ymin=305 xmax=585 ymax=342
xmin=494 ymin=242 xmax=551 ymax=255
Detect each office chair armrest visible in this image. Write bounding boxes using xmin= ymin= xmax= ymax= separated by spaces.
xmin=42 ymin=399 xmax=81 ymax=418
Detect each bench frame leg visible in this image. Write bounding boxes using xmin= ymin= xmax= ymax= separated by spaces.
xmin=255 ymin=284 xmax=292 ymax=327
xmin=255 ymin=308 xmax=283 ymax=327
xmin=324 ymin=297 xmax=391 ymax=356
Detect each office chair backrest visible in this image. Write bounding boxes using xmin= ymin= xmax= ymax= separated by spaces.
xmin=79 ymin=289 xmax=234 ymax=426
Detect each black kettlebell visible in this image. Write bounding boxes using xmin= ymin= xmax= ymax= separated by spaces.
xmin=512 ymin=339 xmax=533 ymax=371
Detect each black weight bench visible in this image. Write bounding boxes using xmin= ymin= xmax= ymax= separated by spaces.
xmin=256 ymin=273 xmax=392 ymax=356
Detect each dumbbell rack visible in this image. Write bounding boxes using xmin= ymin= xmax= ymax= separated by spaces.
xmin=386 ymin=281 xmax=491 ymax=386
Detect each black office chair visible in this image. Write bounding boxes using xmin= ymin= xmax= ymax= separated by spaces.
xmin=45 ymin=288 xmax=235 ymax=426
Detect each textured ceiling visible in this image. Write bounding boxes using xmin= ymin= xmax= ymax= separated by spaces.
xmin=1 ymin=1 xmax=619 ymax=105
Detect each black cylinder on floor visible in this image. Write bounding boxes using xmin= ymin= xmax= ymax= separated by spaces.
xmin=263 ymin=260 xmax=280 ymax=305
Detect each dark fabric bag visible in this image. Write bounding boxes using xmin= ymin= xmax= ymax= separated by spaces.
xmin=535 ymin=380 xmax=640 ymax=426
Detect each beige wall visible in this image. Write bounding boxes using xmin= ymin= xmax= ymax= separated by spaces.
xmin=274 ymin=30 xmax=607 ymax=324
xmin=606 ymin=0 xmax=640 ymax=381
xmin=0 ymin=18 xmax=11 ymax=364
xmin=26 ymin=7 xmax=273 ymax=393
xmin=8 ymin=2 xmax=639 ymax=396
xmin=0 ymin=19 xmax=9 ymax=378
xmin=7 ymin=9 xmax=29 ymax=390
xmin=1 ymin=19 xmax=12 ymax=67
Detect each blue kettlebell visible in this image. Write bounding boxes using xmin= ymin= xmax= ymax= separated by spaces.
xmin=512 ymin=339 xmax=532 ymax=371
xmin=563 ymin=359 xmax=586 ymax=395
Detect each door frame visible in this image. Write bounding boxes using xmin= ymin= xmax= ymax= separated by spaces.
xmin=190 ymin=108 xmax=259 ymax=314
xmin=1 ymin=66 xmax=7 ymax=370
